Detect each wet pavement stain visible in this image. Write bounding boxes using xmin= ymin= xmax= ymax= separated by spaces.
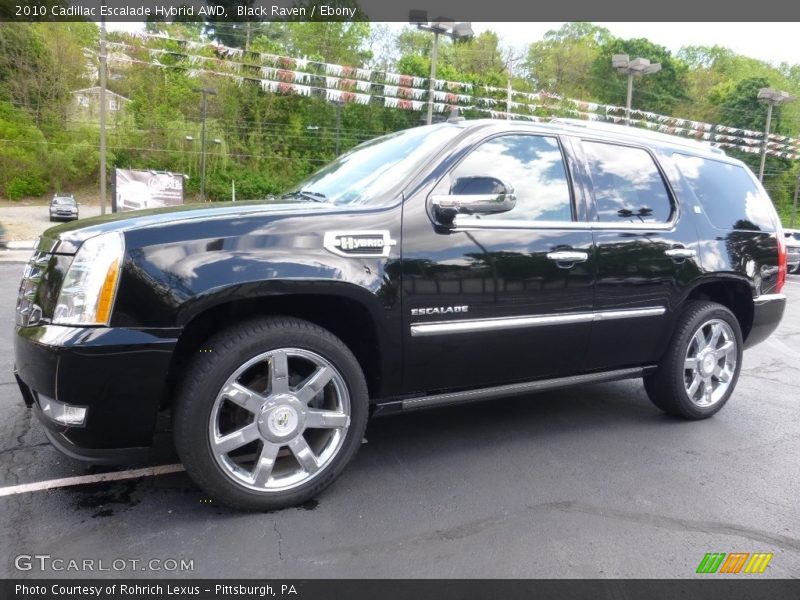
xmin=297 ymin=499 xmax=319 ymax=511
xmin=66 ymin=479 xmax=141 ymax=518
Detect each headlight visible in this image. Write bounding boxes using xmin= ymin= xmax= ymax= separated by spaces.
xmin=52 ymin=232 xmax=125 ymax=326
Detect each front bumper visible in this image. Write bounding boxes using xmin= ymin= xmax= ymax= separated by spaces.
xmin=744 ymin=293 xmax=787 ymax=349
xmin=14 ymin=324 xmax=179 ymax=464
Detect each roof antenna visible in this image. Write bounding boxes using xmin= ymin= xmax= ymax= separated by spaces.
xmin=447 ymin=107 xmax=465 ymax=123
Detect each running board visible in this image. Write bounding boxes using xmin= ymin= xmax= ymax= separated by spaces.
xmin=374 ymin=366 xmax=654 ymax=415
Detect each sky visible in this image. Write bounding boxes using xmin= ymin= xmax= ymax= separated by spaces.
xmin=108 ymin=21 xmax=799 ymax=66
xmin=479 ymin=22 xmax=798 ymax=66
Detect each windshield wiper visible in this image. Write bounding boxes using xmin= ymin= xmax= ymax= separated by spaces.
xmin=281 ymin=190 xmax=329 ymax=203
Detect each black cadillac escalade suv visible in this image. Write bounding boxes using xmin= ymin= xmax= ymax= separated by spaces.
xmin=14 ymin=119 xmax=788 ymax=510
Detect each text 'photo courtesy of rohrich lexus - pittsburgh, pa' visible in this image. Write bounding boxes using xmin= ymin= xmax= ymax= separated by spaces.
xmin=13 ymin=117 xmax=787 ymax=510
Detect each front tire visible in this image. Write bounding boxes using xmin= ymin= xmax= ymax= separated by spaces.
xmin=173 ymin=316 xmax=369 ymax=510
xmin=644 ymin=301 xmax=743 ymax=419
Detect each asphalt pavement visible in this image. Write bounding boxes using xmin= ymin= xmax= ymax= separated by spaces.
xmin=0 ymin=259 xmax=798 ymax=578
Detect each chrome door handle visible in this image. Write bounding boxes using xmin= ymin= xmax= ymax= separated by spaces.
xmin=547 ymin=251 xmax=588 ymax=263
xmin=665 ymin=248 xmax=696 ymax=259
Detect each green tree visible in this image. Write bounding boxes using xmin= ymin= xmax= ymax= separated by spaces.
xmin=525 ymin=22 xmax=611 ymax=98
xmin=0 ymin=22 xmax=91 ymax=129
xmin=0 ymin=101 xmax=48 ymax=199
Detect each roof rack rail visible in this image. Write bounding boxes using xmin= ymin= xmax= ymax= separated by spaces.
xmin=549 ymin=118 xmax=726 ymax=155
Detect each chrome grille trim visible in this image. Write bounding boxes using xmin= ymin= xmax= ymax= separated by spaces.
xmin=16 ymin=250 xmax=50 ymax=327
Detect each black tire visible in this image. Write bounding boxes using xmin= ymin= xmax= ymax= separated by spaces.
xmin=173 ymin=316 xmax=369 ymax=511
xmin=644 ymin=301 xmax=743 ymax=420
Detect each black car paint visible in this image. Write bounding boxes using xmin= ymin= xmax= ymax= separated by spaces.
xmin=14 ymin=120 xmax=786 ymax=461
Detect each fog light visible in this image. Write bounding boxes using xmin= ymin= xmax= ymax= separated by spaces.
xmin=39 ymin=395 xmax=87 ymax=426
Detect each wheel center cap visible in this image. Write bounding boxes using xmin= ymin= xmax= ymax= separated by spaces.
xmin=699 ymin=352 xmax=716 ymax=376
xmin=269 ymin=406 xmax=298 ymax=434
xmin=257 ymin=394 xmax=305 ymax=441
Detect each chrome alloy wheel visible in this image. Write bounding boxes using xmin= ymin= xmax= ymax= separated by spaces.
xmin=208 ymin=348 xmax=351 ymax=492
xmin=683 ymin=319 xmax=737 ymax=408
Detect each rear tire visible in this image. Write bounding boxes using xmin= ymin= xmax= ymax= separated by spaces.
xmin=173 ymin=316 xmax=369 ymax=511
xmin=644 ymin=301 xmax=742 ymax=419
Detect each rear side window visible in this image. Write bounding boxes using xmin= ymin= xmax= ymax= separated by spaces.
xmin=672 ymin=154 xmax=776 ymax=231
xmin=582 ymin=141 xmax=673 ymax=223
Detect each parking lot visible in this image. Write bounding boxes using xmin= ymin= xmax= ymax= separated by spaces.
xmin=0 ymin=259 xmax=798 ymax=579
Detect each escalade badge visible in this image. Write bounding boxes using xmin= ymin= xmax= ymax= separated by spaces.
xmin=411 ymin=306 xmax=469 ymax=316
xmin=323 ymin=230 xmax=397 ymax=258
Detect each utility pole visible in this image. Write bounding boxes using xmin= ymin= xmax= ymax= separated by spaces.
xmin=505 ymin=51 xmax=522 ymax=121
xmin=99 ymin=5 xmax=107 ymax=215
xmin=194 ymin=87 xmax=217 ymax=202
xmin=334 ymin=101 xmax=342 ymax=156
xmin=791 ymin=176 xmax=799 ymax=229
xmin=757 ymin=88 xmax=795 ymax=182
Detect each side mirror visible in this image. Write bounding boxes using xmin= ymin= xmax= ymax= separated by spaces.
xmin=431 ymin=176 xmax=516 ymax=223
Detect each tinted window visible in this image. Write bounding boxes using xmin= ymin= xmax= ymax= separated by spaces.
xmin=583 ymin=142 xmax=672 ymax=223
xmin=672 ymin=154 xmax=776 ymax=232
xmin=451 ymin=134 xmax=573 ymax=222
xmin=295 ymin=124 xmax=462 ymax=206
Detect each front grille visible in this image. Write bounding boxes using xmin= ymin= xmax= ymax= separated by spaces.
xmin=16 ymin=251 xmax=50 ymax=327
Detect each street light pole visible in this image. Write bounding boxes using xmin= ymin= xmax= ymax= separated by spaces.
xmin=625 ymin=71 xmax=634 ymax=124
xmin=758 ymin=102 xmax=774 ymax=183
xmin=612 ymin=55 xmax=661 ymax=126
xmin=194 ymin=87 xmax=217 ymax=202
xmin=757 ymin=88 xmax=795 ymax=182
xmin=410 ymin=14 xmax=473 ymax=126
xmin=791 ymin=176 xmax=799 ymax=229
xmin=426 ymin=31 xmax=440 ymax=126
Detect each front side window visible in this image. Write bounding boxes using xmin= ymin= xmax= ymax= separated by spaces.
xmin=449 ymin=134 xmax=573 ymax=222
xmin=583 ymin=141 xmax=673 ymax=223
xmin=293 ymin=125 xmax=462 ymax=206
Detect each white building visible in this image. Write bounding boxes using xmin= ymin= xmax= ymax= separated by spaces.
xmin=71 ymin=87 xmax=131 ymax=122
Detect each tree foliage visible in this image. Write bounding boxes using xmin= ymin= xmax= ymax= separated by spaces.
xmin=0 ymin=21 xmax=797 ymax=220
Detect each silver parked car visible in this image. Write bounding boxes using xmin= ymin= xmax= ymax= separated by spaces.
xmin=49 ymin=194 xmax=79 ymax=222
xmin=785 ymin=229 xmax=800 ymax=274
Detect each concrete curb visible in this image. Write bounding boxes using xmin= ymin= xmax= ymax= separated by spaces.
xmin=6 ymin=240 xmax=35 ymax=250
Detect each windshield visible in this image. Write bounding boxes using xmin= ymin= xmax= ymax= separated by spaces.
xmin=53 ymin=197 xmax=75 ymax=205
xmin=291 ymin=124 xmax=462 ymax=205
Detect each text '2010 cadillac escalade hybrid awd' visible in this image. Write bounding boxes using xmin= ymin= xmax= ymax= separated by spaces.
xmin=14 ymin=119 xmax=787 ymax=510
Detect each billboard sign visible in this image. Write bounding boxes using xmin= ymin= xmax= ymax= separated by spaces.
xmin=113 ymin=169 xmax=184 ymax=212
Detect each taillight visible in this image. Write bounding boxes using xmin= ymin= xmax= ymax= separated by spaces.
xmin=776 ymin=227 xmax=787 ymax=294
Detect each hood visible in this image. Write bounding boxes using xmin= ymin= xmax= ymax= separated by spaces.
xmin=40 ymin=199 xmax=343 ymax=253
